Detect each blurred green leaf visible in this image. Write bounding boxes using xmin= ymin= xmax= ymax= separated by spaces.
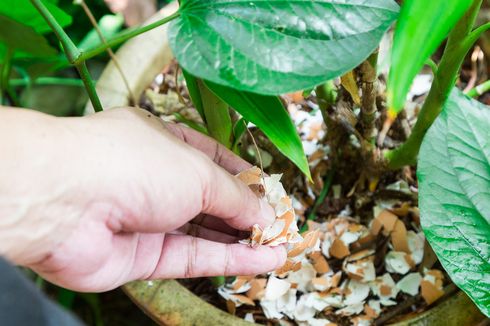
xmin=20 ymin=83 xmax=87 ymax=116
xmin=0 ymin=0 xmax=72 ymax=34
xmin=169 ymin=0 xmax=398 ymax=95
xmin=204 ymin=80 xmax=311 ymax=179
xmin=418 ymin=89 xmax=490 ymax=317
xmin=387 ymin=0 xmax=471 ymax=116
xmin=78 ymin=14 xmax=124 ymax=52
xmin=0 ymin=15 xmax=57 ymax=56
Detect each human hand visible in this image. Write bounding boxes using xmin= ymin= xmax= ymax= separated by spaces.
xmin=0 ymin=108 xmax=286 ymax=292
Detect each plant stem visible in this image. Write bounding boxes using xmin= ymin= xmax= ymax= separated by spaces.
xmin=316 ymin=81 xmax=338 ymax=143
xmin=300 ymin=169 xmax=334 ymax=232
xmin=0 ymin=48 xmax=14 ymax=104
xmin=30 ymin=0 xmax=103 ymax=112
xmin=76 ymin=62 xmax=103 ymax=112
xmin=77 ymin=11 xmax=180 ymax=63
xmin=466 ymin=79 xmax=490 ymax=97
xmin=385 ymin=0 xmax=483 ymax=169
xmin=9 ymin=77 xmax=86 ymax=88
xmin=30 ymin=0 xmax=81 ymax=63
xmin=78 ymin=0 xmax=137 ymax=106
xmin=359 ymin=50 xmax=379 ymax=143
xmin=211 ymin=276 xmax=225 ymax=288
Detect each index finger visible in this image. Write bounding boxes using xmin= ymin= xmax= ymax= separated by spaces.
xmin=165 ymin=123 xmax=251 ymax=174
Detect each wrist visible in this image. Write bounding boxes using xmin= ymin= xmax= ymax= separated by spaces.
xmin=0 ymin=108 xmax=83 ymax=265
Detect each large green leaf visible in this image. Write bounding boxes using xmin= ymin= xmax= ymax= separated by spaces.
xmin=387 ymin=1 xmax=471 ymax=116
xmin=0 ymin=15 xmax=57 ymax=56
xmin=204 ymin=80 xmax=310 ymax=179
xmin=418 ymin=89 xmax=490 ymax=317
xmin=0 ymin=0 xmax=72 ymax=34
xmin=169 ymin=0 xmax=398 ymax=95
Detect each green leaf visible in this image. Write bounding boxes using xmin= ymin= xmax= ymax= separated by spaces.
xmin=387 ymin=0 xmax=471 ymax=116
xmin=198 ymin=79 xmax=233 ymax=149
xmin=204 ymin=80 xmax=311 ymax=179
xmin=182 ymin=69 xmax=205 ymax=120
xmin=418 ymin=89 xmax=490 ymax=317
xmin=0 ymin=0 xmax=72 ymax=34
xmin=232 ymin=117 xmax=248 ymax=153
xmin=169 ymin=0 xmax=398 ymax=95
xmin=0 ymin=15 xmax=57 ymax=57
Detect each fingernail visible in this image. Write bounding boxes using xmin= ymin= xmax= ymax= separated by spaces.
xmin=259 ymin=198 xmax=276 ymax=227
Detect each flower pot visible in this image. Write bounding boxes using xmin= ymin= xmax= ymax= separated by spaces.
xmin=87 ymin=4 xmax=487 ymax=326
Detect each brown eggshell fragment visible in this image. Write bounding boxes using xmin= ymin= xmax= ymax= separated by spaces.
xmin=236 ymin=167 xmax=262 ymax=185
xmin=371 ymin=210 xmax=398 ymax=236
xmin=330 ymin=238 xmax=350 ymax=259
xmin=246 ymin=279 xmax=267 ymax=301
xmin=420 ymin=280 xmax=444 ymax=305
xmin=310 ymin=251 xmax=330 ymax=274
xmin=391 ymin=220 xmax=410 ymax=253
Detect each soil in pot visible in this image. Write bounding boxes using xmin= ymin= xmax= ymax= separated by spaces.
xmin=129 ymin=61 xmax=487 ymax=326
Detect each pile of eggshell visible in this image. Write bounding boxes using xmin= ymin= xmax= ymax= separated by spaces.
xmin=218 ymin=167 xmax=444 ymax=326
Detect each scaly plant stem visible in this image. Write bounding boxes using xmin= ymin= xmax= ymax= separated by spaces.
xmin=385 ymin=0 xmax=483 ymax=169
xmin=30 ymin=0 xmax=103 ymax=112
xmin=466 ymin=79 xmax=490 ymax=97
xmin=359 ymin=50 xmax=379 ymax=143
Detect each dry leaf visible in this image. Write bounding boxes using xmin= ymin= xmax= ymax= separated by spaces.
xmin=341 ymin=70 xmax=361 ymax=105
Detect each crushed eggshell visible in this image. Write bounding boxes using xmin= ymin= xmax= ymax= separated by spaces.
xmin=371 ymin=210 xmax=398 ymax=236
xmin=396 ymin=272 xmax=422 ymax=296
xmin=265 ymin=276 xmax=291 ymax=301
xmin=343 ymin=280 xmax=370 ymax=305
xmin=218 ymin=175 xmax=433 ymax=325
xmin=385 ymin=251 xmax=413 ymax=275
xmin=343 ymin=249 xmax=376 ymax=282
xmin=237 ymin=167 xmax=306 ymax=274
xmin=421 ymin=269 xmax=445 ymax=304
xmin=370 ymin=273 xmax=399 ymax=306
xmin=407 ymin=231 xmax=425 ymax=264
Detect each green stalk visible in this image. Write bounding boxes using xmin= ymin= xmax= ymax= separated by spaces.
xmin=77 ymin=62 xmax=103 ymax=112
xmin=300 ymin=169 xmax=334 ymax=233
xmin=316 ymin=80 xmax=337 ymax=124
xmin=0 ymin=48 xmax=14 ymax=104
xmin=466 ymin=79 xmax=490 ymax=97
xmin=77 ymin=12 xmax=180 ymax=63
xmin=385 ymin=0 xmax=483 ymax=169
xmin=30 ymin=0 xmax=103 ymax=112
xmin=30 ymin=0 xmax=80 ymax=63
xmin=9 ymin=77 xmax=86 ymax=88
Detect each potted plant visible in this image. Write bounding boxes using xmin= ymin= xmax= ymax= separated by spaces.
xmin=2 ymin=0 xmax=488 ymax=324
